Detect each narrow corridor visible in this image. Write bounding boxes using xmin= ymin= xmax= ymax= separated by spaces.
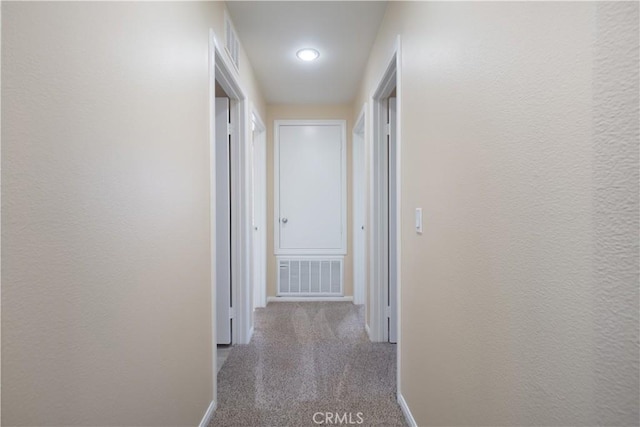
xmin=2 ymin=2 xmax=638 ymax=426
xmin=210 ymin=302 xmax=406 ymax=426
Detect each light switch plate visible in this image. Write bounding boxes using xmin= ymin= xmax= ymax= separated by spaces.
xmin=415 ymin=208 xmax=423 ymax=234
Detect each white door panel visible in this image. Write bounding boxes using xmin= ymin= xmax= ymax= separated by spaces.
xmin=216 ymin=97 xmax=232 ymax=345
xmin=277 ymin=123 xmax=345 ymax=253
xmin=388 ymin=97 xmax=398 ymax=344
xmin=353 ymin=130 xmax=366 ymax=305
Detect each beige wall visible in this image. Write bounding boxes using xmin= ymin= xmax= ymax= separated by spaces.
xmin=266 ymin=105 xmax=354 ymax=298
xmin=356 ymin=1 xmax=639 ymax=426
xmin=1 ymin=2 xmax=264 ymax=426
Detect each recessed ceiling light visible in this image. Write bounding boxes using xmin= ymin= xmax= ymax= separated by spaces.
xmin=296 ymin=48 xmax=320 ymax=62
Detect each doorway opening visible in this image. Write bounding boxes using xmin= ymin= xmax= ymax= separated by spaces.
xmin=370 ymin=49 xmax=401 ymax=343
xmin=369 ymin=35 xmax=402 ymax=407
xmin=209 ymin=30 xmax=252 ymax=408
xmin=214 ymin=87 xmax=235 ymax=347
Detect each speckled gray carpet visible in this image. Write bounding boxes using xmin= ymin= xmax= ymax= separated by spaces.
xmin=209 ymin=302 xmax=407 ymax=427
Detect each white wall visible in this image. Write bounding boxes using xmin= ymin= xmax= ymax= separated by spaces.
xmin=355 ymin=2 xmax=639 ymax=425
xmin=1 ymin=2 xmax=265 ymax=425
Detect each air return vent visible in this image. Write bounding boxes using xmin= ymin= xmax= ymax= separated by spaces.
xmin=278 ymin=257 xmax=343 ymax=296
xmin=224 ymin=12 xmax=240 ymax=71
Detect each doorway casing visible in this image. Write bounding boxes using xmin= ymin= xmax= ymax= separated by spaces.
xmin=251 ymin=106 xmax=267 ymax=312
xmin=352 ymin=106 xmax=367 ymax=307
xmin=369 ymin=39 xmax=401 ymax=343
xmin=207 ymin=30 xmax=253 ymax=421
xmin=368 ymin=35 xmax=408 ymax=420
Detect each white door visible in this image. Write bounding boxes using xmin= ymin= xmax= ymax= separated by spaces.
xmin=353 ymin=129 xmax=366 ymax=305
xmin=251 ymin=122 xmax=267 ymax=309
xmin=276 ymin=122 xmax=346 ymax=254
xmin=388 ymin=97 xmax=398 ymax=344
xmin=216 ymin=97 xmax=232 ymax=345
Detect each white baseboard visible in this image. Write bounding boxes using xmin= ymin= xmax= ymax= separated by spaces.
xmin=398 ymin=394 xmax=417 ymax=427
xmin=198 ymin=400 xmax=216 ymax=427
xmin=365 ymin=323 xmax=372 ymax=341
xmin=267 ymin=296 xmax=354 ymax=303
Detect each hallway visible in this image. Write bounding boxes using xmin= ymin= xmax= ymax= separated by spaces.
xmin=210 ymin=302 xmax=406 ymax=426
xmin=2 ymin=2 xmax=639 ymax=426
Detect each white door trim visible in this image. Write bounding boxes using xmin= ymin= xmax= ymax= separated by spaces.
xmin=274 ymin=119 xmax=348 ymax=256
xmin=352 ymin=105 xmax=367 ymax=306
xmin=209 ymin=29 xmax=252 ymax=407
xmin=368 ymin=35 xmax=403 ymax=397
xmin=251 ymin=105 xmax=267 ymax=309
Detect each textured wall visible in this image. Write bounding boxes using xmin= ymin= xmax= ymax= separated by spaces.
xmin=266 ymin=105 xmax=354 ymax=299
xmin=1 ymin=2 xmax=265 ymax=425
xmin=355 ymin=2 xmax=639 ymax=425
xmin=593 ymin=2 xmax=640 ymax=424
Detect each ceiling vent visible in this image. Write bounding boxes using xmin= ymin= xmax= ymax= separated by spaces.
xmin=225 ymin=12 xmax=240 ymax=72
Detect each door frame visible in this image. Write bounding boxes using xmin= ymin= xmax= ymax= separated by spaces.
xmin=273 ymin=119 xmax=348 ymax=256
xmin=368 ymin=36 xmax=402 ymax=390
xmin=251 ymin=106 xmax=267 ymax=310
xmin=352 ymin=106 xmax=367 ymax=306
xmin=209 ymin=29 xmax=252 ymax=407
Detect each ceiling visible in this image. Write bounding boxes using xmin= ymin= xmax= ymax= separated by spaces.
xmin=226 ymin=1 xmax=388 ymax=105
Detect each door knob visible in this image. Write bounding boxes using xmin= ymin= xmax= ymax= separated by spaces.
xmin=281 ymin=218 xmax=288 ymax=224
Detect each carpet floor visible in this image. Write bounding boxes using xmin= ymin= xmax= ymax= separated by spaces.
xmin=209 ymin=302 xmax=407 ymax=427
